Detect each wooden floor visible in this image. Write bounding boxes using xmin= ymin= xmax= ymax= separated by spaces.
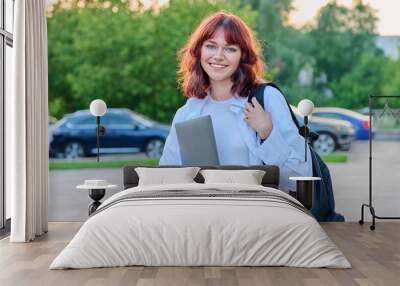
xmin=0 ymin=222 xmax=399 ymax=286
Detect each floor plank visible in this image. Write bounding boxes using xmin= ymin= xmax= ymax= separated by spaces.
xmin=0 ymin=222 xmax=399 ymax=286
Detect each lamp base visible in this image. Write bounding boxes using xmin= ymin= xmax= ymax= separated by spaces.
xmin=88 ymin=189 xmax=105 ymax=215
xmin=296 ymin=181 xmax=314 ymax=210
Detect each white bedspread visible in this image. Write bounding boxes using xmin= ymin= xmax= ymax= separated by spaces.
xmin=50 ymin=183 xmax=351 ymax=269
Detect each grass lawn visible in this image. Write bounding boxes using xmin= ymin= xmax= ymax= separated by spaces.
xmin=49 ymin=154 xmax=347 ymax=170
xmin=49 ymin=159 xmax=159 ymax=170
xmin=321 ymin=153 xmax=348 ymax=163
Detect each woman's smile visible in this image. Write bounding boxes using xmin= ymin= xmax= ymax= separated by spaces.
xmin=209 ymin=63 xmax=228 ymax=70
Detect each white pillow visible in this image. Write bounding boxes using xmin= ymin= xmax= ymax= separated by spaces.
xmin=200 ymin=169 xmax=266 ymax=185
xmin=135 ymin=167 xmax=200 ymax=186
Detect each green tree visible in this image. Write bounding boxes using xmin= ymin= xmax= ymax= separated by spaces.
xmin=379 ymin=56 xmax=400 ymax=108
xmin=240 ymin=0 xmax=293 ymax=40
xmin=239 ymin=0 xmax=315 ymax=104
xmin=383 ymin=57 xmax=400 ymax=96
xmin=330 ymin=53 xmax=387 ymax=107
xmin=47 ymin=0 xmax=256 ymax=122
xmin=243 ymin=0 xmax=387 ymax=108
xmin=306 ymin=1 xmax=386 ymax=108
xmin=309 ymin=1 xmax=378 ymax=83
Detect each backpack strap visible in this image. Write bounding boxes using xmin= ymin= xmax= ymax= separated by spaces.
xmin=249 ymin=83 xmax=320 ymax=141
xmin=248 ymin=83 xmax=301 ymax=130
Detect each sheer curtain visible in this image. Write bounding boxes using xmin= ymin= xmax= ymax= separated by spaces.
xmin=8 ymin=0 xmax=49 ymax=242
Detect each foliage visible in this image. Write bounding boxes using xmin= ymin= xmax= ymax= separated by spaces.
xmin=48 ymin=0 xmax=256 ymax=121
xmin=48 ymin=0 xmax=394 ymax=121
xmin=382 ymin=56 xmax=400 ymax=107
xmin=239 ymin=0 xmax=305 ymax=88
xmin=306 ymin=1 xmax=385 ymax=107
xmin=240 ymin=0 xmax=386 ymax=108
xmin=330 ymin=52 xmax=387 ymax=107
xmin=309 ymin=2 xmax=378 ymax=81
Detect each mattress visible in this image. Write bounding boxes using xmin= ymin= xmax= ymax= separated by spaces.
xmin=50 ymin=183 xmax=351 ymax=269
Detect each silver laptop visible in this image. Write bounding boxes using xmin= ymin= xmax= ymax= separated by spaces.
xmin=175 ymin=115 xmax=220 ymax=166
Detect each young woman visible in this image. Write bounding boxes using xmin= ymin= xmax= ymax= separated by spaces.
xmin=159 ymin=11 xmax=312 ymax=193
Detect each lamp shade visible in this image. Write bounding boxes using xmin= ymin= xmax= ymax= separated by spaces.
xmin=90 ymin=99 xmax=107 ymax=117
xmin=297 ymin=99 xmax=314 ymax=117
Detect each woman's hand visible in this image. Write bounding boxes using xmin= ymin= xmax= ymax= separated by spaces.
xmin=244 ymin=97 xmax=273 ymax=140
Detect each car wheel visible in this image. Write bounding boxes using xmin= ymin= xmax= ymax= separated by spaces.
xmin=64 ymin=141 xmax=85 ymax=159
xmin=312 ymin=133 xmax=336 ymax=155
xmin=145 ymin=138 xmax=165 ymax=159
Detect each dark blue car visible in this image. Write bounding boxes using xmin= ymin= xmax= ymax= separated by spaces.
xmin=50 ymin=108 xmax=170 ymax=159
xmin=312 ymin=107 xmax=374 ymax=140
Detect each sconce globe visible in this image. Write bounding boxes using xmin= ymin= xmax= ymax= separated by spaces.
xmin=90 ymin=99 xmax=107 ymax=117
xmin=298 ymin=99 xmax=314 ymax=117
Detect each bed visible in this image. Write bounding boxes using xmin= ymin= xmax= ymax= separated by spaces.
xmin=50 ymin=165 xmax=350 ymax=269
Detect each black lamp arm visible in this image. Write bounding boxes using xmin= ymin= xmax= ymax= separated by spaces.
xmin=304 ymin=116 xmax=308 ymax=162
xmin=96 ymin=116 xmax=106 ymax=136
xmin=95 ymin=116 xmax=106 ymax=163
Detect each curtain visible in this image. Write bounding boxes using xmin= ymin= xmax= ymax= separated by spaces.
xmin=8 ymin=0 xmax=49 ymax=242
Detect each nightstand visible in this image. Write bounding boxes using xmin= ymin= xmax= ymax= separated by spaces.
xmin=289 ymin=177 xmax=321 ymax=210
xmin=77 ymin=180 xmax=118 ymax=215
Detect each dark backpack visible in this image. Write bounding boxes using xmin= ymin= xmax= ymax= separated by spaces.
xmin=248 ymin=83 xmax=345 ymax=222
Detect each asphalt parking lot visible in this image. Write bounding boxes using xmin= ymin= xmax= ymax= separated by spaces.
xmin=329 ymin=139 xmax=400 ymax=222
xmin=49 ymin=140 xmax=400 ymax=222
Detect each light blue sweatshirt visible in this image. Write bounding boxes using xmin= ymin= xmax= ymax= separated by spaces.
xmin=159 ymin=86 xmax=313 ymax=193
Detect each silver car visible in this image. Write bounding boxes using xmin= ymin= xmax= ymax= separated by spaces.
xmin=290 ymin=105 xmax=356 ymax=154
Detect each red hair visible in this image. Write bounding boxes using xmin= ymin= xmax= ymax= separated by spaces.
xmin=178 ymin=11 xmax=265 ymax=99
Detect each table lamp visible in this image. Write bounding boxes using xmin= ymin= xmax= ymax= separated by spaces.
xmin=297 ymin=99 xmax=314 ymax=162
xmin=89 ymin=99 xmax=107 ymax=162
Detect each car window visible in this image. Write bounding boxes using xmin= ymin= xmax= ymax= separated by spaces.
xmin=78 ymin=116 xmax=96 ymax=125
xmin=313 ymin=113 xmax=342 ymax=120
xmin=131 ymin=112 xmax=154 ymax=127
xmin=102 ymin=113 xmax=133 ymax=126
xmin=62 ymin=114 xmax=96 ymax=129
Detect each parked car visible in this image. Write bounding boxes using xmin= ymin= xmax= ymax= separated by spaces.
xmin=50 ymin=108 xmax=170 ymax=159
xmin=48 ymin=116 xmax=58 ymax=157
xmin=290 ymin=105 xmax=355 ymax=155
xmin=311 ymin=107 xmax=374 ymax=140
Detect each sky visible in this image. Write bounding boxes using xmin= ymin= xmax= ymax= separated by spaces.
xmin=290 ymin=0 xmax=400 ymax=36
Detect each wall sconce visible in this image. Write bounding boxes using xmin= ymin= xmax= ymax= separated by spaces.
xmin=297 ymin=99 xmax=314 ymax=162
xmin=89 ymin=99 xmax=107 ymax=162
